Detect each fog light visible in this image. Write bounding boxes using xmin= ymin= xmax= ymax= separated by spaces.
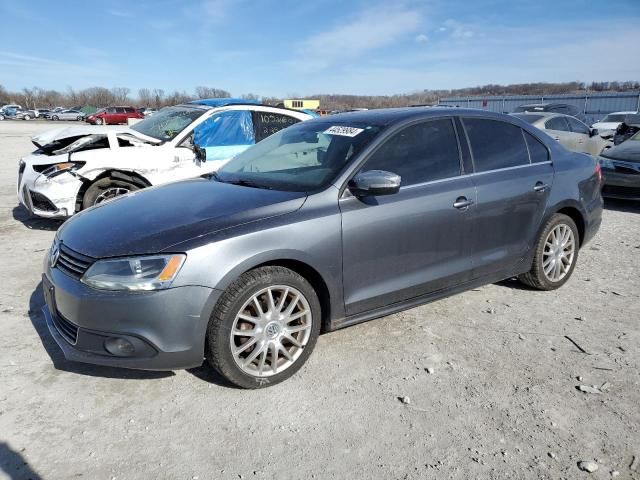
xmin=104 ymin=337 xmax=135 ymax=357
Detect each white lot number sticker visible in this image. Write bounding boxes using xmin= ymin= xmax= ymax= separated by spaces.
xmin=324 ymin=126 xmax=364 ymax=137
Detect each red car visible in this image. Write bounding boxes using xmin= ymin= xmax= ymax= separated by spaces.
xmin=86 ymin=106 xmax=144 ymax=125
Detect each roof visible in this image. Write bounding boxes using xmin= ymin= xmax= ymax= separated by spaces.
xmin=189 ymin=98 xmax=261 ymax=108
xmin=309 ymin=107 xmax=509 ymax=126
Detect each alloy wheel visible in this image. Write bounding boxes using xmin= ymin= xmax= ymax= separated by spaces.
xmin=542 ymin=224 xmax=575 ymax=282
xmin=230 ymin=285 xmax=313 ymax=377
xmin=94 ymin=187 xmax=130 ymax=204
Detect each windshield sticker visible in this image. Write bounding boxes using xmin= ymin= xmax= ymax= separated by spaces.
xmin=323 ymin=126 xmax=365 ymax=137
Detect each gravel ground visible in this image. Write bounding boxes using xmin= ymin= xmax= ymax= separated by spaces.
xmin=1 ymin=121 xmax=639 ymax=480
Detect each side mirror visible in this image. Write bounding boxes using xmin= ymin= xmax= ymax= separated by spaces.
xmin=194 ymin=144 xmax=207 ymax=162
xmin=349 ymin=170 xmax=401 ymax=197
xmin=589 ymin=128 xmax=598 ymax=137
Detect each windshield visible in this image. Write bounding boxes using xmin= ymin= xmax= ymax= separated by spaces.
xmin=130 ymin=105 xmax=206 ymax=141
xmin=216 ymin=121 xmax=383 ymax=192
xmin=601 ymin=114 xmax=627 ymax=123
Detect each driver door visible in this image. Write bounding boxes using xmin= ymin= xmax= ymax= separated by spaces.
xmin=340 ymin=118 xmax=476 ymax=316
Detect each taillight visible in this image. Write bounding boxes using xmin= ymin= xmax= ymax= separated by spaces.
xmin=595 ymin=162 xmax=603 ymax=184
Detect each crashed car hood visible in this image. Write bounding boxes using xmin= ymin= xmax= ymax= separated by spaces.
xmin=58 ymin=179 xmax=307 ymax=258
xmin=602 ymin=141 xmax=640 ymax=162
xmin=31 ymin=125 xmax=160 ymax=149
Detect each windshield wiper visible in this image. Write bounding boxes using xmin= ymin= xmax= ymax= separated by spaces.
xmin=225 ymin=178 xmax=273 ymax=190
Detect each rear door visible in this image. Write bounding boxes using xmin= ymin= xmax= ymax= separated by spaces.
xmin=340 ymin=117 xmax=476 ymax=315
xmin=461 ymin=118 xmax=554 ymax=278
xmin=544 ymin=116 xmax=576 ymax=150
xmin=566 ymin=116 xmax=600 ymax=155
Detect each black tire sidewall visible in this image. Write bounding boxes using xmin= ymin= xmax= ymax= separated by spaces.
xmin=82 ymin=177 xmax=139 ymax=209
xmin=207 ymin=267 xmax=322 ymax=389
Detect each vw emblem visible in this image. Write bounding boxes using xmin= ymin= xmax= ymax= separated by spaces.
xmin=50 ymin=243 xmax=60 ymax=268
xmin=265 ymin=322 xmax=281 ymax=339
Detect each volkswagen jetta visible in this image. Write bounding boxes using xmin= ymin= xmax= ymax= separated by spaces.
xmin=42 ymin=108 xmax=603 ymax=388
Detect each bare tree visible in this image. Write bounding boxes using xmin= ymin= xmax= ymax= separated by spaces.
xmin=111 ymin=87 xmax=131 ymax=104
xmin=152 ymin=88 xmax=165 ymax=109
xmin=195 ymin=86 xmax=231 ymax=99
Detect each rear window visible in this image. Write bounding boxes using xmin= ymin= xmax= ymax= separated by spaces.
xmin=512 ymin=114 xmax=544 ymax=124
xmin=524 ymin=131 xmax=549 ymax=164
xmin=463 ymin=118 xmax=529 ymax=172
xmin=545 ymin=117 xmax=570 ymax=132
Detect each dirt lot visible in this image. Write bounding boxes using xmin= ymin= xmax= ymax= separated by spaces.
xmin=0 ymin=120 xmax=639 ymax=480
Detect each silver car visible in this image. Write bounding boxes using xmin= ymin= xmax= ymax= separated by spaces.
xmin=50 ymin=109 xmax=85 ymax=121
xmin=512 ymin=112 xmax=609 ymax=156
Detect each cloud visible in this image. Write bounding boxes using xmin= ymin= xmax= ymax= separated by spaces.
xmin=442 ymin=20 xmax=474 ymax=39
xmin=107 ymin=8 xmax=133 ymax=18
xmin=299 ymin=5 xmax=422 ymax=70
xmin=415 ymin=33 xmax=429 ymax=43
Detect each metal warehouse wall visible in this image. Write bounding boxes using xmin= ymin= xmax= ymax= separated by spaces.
xmin=439 ymin=92 xmax=640 ymax=125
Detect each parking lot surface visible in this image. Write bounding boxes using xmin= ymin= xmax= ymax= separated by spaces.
xmin=1 ymin=121 xmax=639 ymax=479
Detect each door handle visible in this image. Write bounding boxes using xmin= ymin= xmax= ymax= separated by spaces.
xmin=534 ymin=181 xmax=548 ymax=192
xmin=453 ymin=196 xmax=474 ymax=209
xmin=552 ymin=136 xmax=560 ymax=141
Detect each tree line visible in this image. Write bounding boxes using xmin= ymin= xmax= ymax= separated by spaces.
xmin=1 ymin=81 xmax=638 ymax=111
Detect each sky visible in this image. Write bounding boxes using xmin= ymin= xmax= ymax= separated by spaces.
xmin=0 ymin=0 xmax=639 ymax=98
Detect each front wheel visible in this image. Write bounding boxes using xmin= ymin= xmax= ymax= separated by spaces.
xmin=95 ymin=118 xmax=104 ymax=125
xmin=23 ymin=114 xmax=31 ymax=121
xmin=207 ymin=266 xmax=321 ymax=389
xmin=51 ymin=115 xmax=59 ymax=121
xmin=82 ymin=177 xmax=139 ymax=209
xmin=519 ymin=213 xmax=579 ymax=290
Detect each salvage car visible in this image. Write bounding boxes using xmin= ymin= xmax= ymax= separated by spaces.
xmin=598 ymin=130 xmax=640 ymax=200
xmin=40 ymin=108 xmax=603 ymax=388
xmin=86 ymin=106 xmax=144 ymax=125
xmin=591 ymin=111 xmax=638 ymax=134
xmin=612 ymin=114 xmax=640 ymax=145
xmin=512 ymin=112 xmax=609 ymax=156
xmin=50 ymin=109 xmax=85 ymax=121
xmin=18 ymin=99 xmax=311 ymax=217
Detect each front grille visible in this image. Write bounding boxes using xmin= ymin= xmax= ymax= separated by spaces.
xmin=29 ymin=190 xmax=57 ymax=212
xmin=52 ymin=311 xmax=79 ymax=344
xmin=56 ymin=244 xmax=94 ymax=279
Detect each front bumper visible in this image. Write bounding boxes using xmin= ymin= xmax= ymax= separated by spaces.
xmin=17 ymin=157 xmax=81 ymax=218
xmin=42 ymin=266 xmax=220 ymax=370
xmin=601 ymin=167 xmax=640 ymax=200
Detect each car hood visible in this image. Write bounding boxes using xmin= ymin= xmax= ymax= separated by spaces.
xmin=31 ymin=126 xmax=159 ymax=149
xmin=601 ymin=141 xmax=640 ymax=162
xmin=592 ymin=122 xmax=620 ymax=131
xmin=58 ymin=179 xmax=307 ymax=258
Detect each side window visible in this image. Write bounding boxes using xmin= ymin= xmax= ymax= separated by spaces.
xmin=193 ymin=110 xmax=256 ymax=161
xmin=463 ymin=118 xmax=529 ymax=172
xmin=364 ymin=119 xmax=461 ymax=186
xmin=107 ymin=107 xmax=116 ymax=114
xmin=524 ymin=131 xmax=549 ymax=163
xmin=125 ymin=107 xmax=135 ymax=113
xmin=115 ymin=107 xmax=126 ymax=113
xmin=252 ymin=112 xmax=300 ymax=142
xmin=567 ymin=117 xmax=590 ymax=135
xmin=545 ymin=117 xmax=569 ymax=132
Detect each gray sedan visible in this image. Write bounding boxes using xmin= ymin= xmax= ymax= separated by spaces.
xmin=42 ymin=108 xmax=603 ymax=388
xmin=50 ymin=109 xmax=85 ymax=121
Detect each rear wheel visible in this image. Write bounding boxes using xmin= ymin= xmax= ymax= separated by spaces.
xmin=207 ymin=266 xmax=321 ymax=389
xmin=76 ymin=115 xmax=83 ymax=121
xmin=51 ymin=115 xmax=59 ymax=121
xmin=519 ymin=213 xmax=579 ymax=290
xmin=23 ymin=114 xmax=31 ymax=121
xmin=82 ymin=176 xmax=140 ymax=209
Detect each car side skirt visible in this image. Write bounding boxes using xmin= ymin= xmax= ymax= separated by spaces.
xmin=330 ymin=264 xmax=530 ymax=331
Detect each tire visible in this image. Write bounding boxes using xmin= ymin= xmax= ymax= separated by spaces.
xmin=519 ymin=213 xmax=579 ymax=290
xmin=82 ymin=176 xmax=140 ymax=209
xmin=0 ymin=114 xmax=5 ymax=121
xmin=52 ymin=115 xmax=59 ymax=121
xmin=95 ymin=118 xmax=104 ymax=125
xmin=207 ymin=266 xmax=322 ymax=389
xmin=76 ymin=116 xmax=83 ymax=121
xmin=23 ymin=114 xmax=31 ymax=121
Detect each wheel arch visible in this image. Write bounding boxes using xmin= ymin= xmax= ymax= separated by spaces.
xmin=75 ymin=169 xmax=152 ymax=212
xmin=552 ymin=203 xmax=586 ymax=247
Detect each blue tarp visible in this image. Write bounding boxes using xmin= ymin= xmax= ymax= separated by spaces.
xmin=193 ymin=110 xmax=256 ymax=161
xmin=190 ymin=98 xmax=261 ymax=108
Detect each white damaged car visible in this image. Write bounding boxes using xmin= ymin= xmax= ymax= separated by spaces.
xmin=17 ymin=99 xmax=312 ymax=218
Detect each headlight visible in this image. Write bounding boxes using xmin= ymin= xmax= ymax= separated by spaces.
xmin=598 ymin=157 xmax=615 ymax=169
xmin=40 ymin=162 xmax=85 ymax=178
xmin=81 ymin=254 xmax=186 ymax=291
